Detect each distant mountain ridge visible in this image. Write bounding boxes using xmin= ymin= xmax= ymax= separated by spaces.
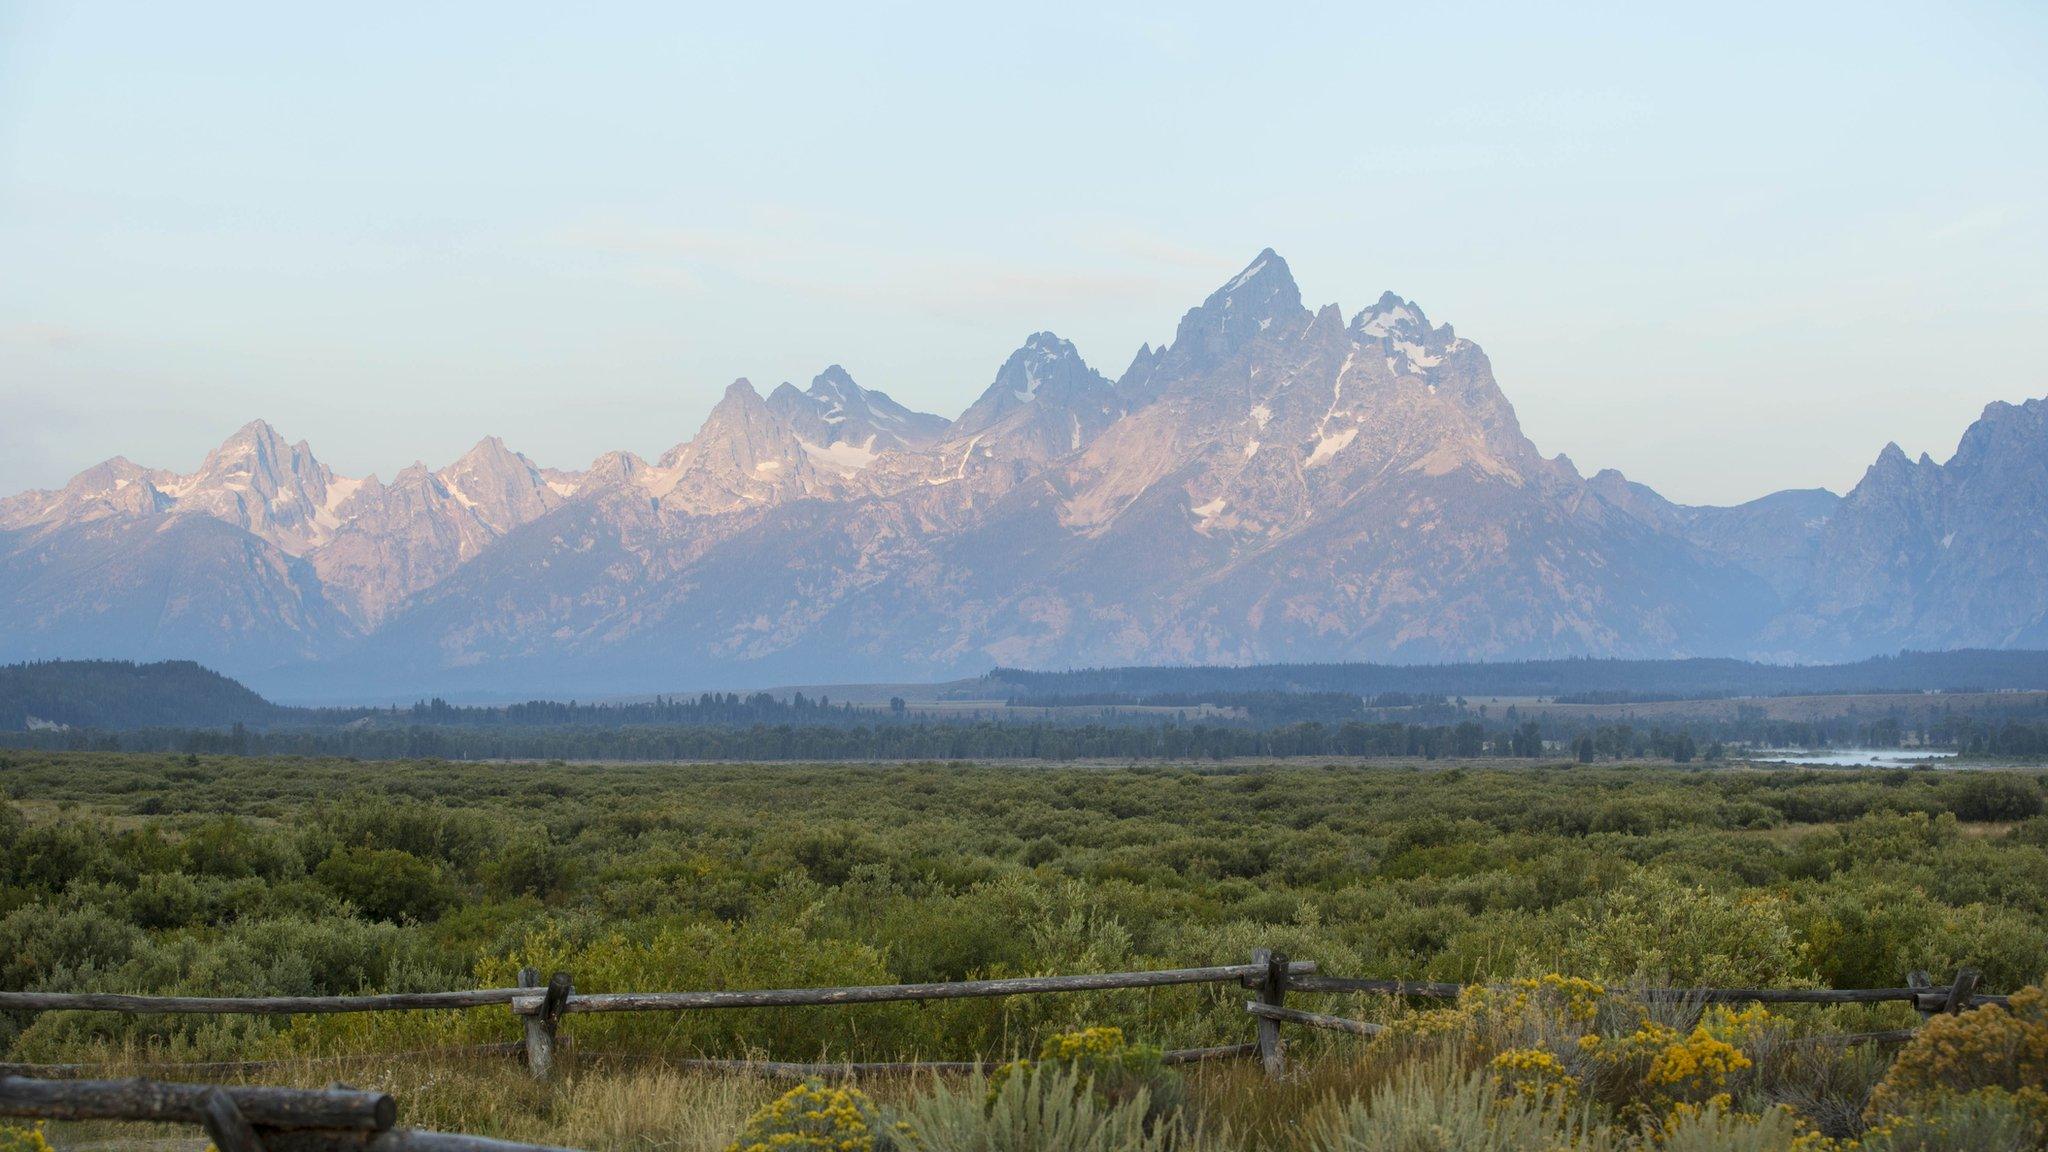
xmin=4 ymin=249 xmax=2045 ymax=698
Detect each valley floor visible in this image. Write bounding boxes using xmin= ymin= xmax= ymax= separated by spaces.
xmin=3 ymin=753 xmax=2046 ymax=1149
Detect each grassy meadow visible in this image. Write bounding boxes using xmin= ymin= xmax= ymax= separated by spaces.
xmin=3 ymin=751 xmax=2047 ymax=1150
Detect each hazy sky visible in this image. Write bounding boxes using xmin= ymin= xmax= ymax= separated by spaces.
xmin=2 ymin=2 xmax=2043 ymax=506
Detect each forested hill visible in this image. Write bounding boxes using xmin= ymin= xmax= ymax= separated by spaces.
xmin=1 ymin=660 xmax=909 ymax=732
xmin=10 ymin=649 xmax=2048 ymax=736
xmin=0 ymin=659 xmax=289 ymax=731
xmin=986 ymin=650 xmax=2048 ymax=701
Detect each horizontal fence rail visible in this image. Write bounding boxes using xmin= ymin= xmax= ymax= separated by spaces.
xmin=0 ymin=956 xmax=2006 ymax=1085
xmin=511 ymin=961 xmax=1319 ymax=1015
xmin=1285 ymin=975 xmax=2007 ymax=1013
xmin=1245 ymin=1001 xmax=1383 ymax=1038
xmin=585 ymin=1042 xmax=1261 ymax=1080
xmin=0 ymin=1076 xmax=395 ymax=1130
xmin=0 ymin=1074 xmax=585 ymax=1152
xmin=0 ymin=989 xmax=527 ymax=1015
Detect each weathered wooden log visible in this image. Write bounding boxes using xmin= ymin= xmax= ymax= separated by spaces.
xmin=573 ymin=1042 xmax=1256 ymax=1079
xmin=377 ymin=1133 xmax=593 ymax=1152
xmin=1286 ymin=976 xmax=1464 ymax=998
xmin=517 ymin=970 xmax=572 ymax=1081
xmin=197 ymin=1087 xmax=267 ymax=1152
xmin=1783 ymin=1029 xmax=1922 ymax=1047
xmin=1644 ymin=987 xmax=1924 ymax=1005
xmin=0 ymin=990 xmax=525 ymax=1015
xmin=1251 ymin=949 xmax=1288 ymax=1080
xmin=512 ymin=962 xmax=1316 ymax=1014
xmin=0 ymin=1042 xmax=528 ymax=1079
xmin=264 ymin=1129 xmax=588 ymax=1152
xmin=1908 ymin=970 xmax=1934 ymax=1020
xmin=1161 ymin=1042 xmax=1261 ymax=1065
xmin=0 ymin=1076 xmax=396 ymax=1131
xmin=1943 ymin=968 xmax=1981 ymax=1015
xmin=1288 ymin=975 xmax=2006 ymax=1008
xmin=1245 ymin=1001 xmax=1385 ymax=1038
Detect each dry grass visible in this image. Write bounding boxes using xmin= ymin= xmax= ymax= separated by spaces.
xmin=40 ymin=1055 xmax=777 ymax=1151
xmin=34 ymin=1051 xmax=1022 ymax=1152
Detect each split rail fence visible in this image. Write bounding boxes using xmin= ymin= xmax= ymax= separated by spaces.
xmin=0 ymin=953 xmax=2012 ymax=1149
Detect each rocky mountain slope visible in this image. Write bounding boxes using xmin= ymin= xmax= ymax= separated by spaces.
xmin=4 ymin=251 xmax=2042 ymax=696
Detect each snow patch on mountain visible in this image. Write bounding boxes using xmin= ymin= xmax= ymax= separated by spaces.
xmin=1305 ymin=427 xmax=1358 ymax=468
xmin=800 ymin=436 xmax=880 ymax=473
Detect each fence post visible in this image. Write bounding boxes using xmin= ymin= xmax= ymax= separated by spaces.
xmin=519 ymin=968 xmax=572 ymax=1080
xmin=195 ymin=1087 xmax=265 ymax=1152
xmin=1943 ymin=968 xmax=1980 ymax=1015
xmin=1252 ymin=948 xmax=1288 ymax=1080
xmin=1907 ymin=970 xmax=1933 ymax=1020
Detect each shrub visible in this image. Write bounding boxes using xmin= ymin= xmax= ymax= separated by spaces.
xmin=1794 ymin=880 xmax=1944 ymax=991
xmin=1859 ymin=1088 xmax=2048 ymax=1151
xmin=1549 ymin=871 xmax=1805 ymax=986
xmin=482 ymin=839 xmax=571 ymax=900
xmin=989 ymin=1027 xmax=1181 ymax=1124
xmin=902 ymin=1064 xmax=1193 ymax=1152
xmin=0 ymin=903 xmax=143 ymax=988
xmin=1866 ymin=985 xmax=2048 ymax=1122
xmin=126 ymin=870 xmax=204 ymax=929
xmin=1308 ymin=1058 xmax=1606 ymax=1152
xmin=1650 ymin=1100 xmax=1807 ymax=1152
xmin=0 ymin=798 xmax=22 ymax=852
xmin=726 ymin=1079 xmax=906 ymax=1152
xmin=1943 ymin=774 xmax=2044 ymax=823
xmin=0 ymin=1124 xmax=53 ymax=1152
xmin=182 ymin=817 xmax=299 ymax=880
xmin=2009 ymin=816 xmax=2048 ymax=849
xmin=313 ymin=846 xmax=449 ymax=923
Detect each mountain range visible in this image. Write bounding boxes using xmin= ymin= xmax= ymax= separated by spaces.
xmin=5 ymin=250 xmax=2044 ymax=699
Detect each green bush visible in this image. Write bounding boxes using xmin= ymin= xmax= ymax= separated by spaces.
xmin=1308 ymin=1059 xmax=1606 ymax=1152
xmin=1859 ymin=1088 xmax=2048 ymax=1151
xmin=1944 ymin=774 xmax=2045 ymax=823
xmin=1543 ymin=870 xmax=1805 ymax=986
xmin=990 ymin=1027 xmax=1181 ymax=1125
xmin=0 ymin=904 xmax=143 ymax=988
xmin=314 ymin=846 xmax=450 ymax=923
xmin=903 ymin=1064 xmax=1194 ymax=1152
xmin=1792 ymin=879 xmax=1943 ymax=991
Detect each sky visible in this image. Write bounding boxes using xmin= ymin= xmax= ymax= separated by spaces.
xmin=1 ymin=1 xmax=2043 ymax=507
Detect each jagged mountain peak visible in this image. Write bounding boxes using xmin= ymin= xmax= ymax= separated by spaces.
xmin=455 ymin=434 xmax=516 ymax=460
xmin=444 ymin=435 xmax=541 ymax=485
xmin=790 ymin=365 xmax=947 ymax=450
xmin=1171 ymin=249 xmax=1308 ymax=358
xmin=1353 ymin=291 xmax=1435 ymax=338
xmin=1206 ymin=248 xmax=1301 ymax=314
xmin=1115 ymin=250 xmax=1314 ymax=405
xmin=222 ymin=416 xmax=286 ymax=446
xmin=435 ymin=435 xmax=558 ymax=535
xmin=196 ymin=417 xmax=308 ymax=473
xmin=1951 ymin=396 xmax=2048 ymax=472
xmin=0 ymin=454 xmax=168 ymax=531
xmin=953 ymin=331 xmax=1116 ymax=440
xmin=810 ymin=364 xmax=859 ymax=396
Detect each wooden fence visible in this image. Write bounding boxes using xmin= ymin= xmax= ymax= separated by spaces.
xmin=0 ymin=953 xmax=2005 ymax=1088
xmin=0 ymin=1073 xmax=578 ymax=1152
